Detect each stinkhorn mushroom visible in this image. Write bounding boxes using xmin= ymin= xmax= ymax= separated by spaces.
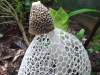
xmin=18 ymin=1 xmax=91 ymax=75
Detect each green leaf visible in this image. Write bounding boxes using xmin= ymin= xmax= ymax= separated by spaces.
xmin=93 ymin=35 xmax=100 ymax=41
xmin=91 ymin=44 xmax=100 ymax=51
xmin=15 ymin=1 xmax=23 ymax=13
xmin=69 ymin=9 xmax=100 ymax=17
xmin=76 ymin=29 xmax=85 ymax=40
xmin=49 ymin=8 xmax=57 ymax=20
xmin=90 ymin=35 xmax=100 ymax=52
xmin=50 ymin=7 xmax=69 ymax=31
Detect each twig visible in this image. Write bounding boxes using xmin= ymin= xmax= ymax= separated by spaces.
xmin=0 ymin=16 xmax=13 ymax=18
xmin=84 ymin=17 xmax=100 ymax=48
xmin=0 ymin=21 xmax=16 ymax=25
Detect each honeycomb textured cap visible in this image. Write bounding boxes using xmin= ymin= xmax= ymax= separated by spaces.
xmin=29 ymin=1 xmax=54 ymax=35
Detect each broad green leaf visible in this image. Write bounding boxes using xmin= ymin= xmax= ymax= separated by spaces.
xmin=76 ymin=29 xmax=85 ymax=40
xmin=69 ymin=9 xmax=100 ymax=17
xmin=50 ymin=7 xmax=69 ymax=31
xmin=49 ymin=8 xmax=57 ymax=20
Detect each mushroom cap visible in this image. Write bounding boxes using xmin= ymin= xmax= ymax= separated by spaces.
xmin=29 ymin=1 xmax=54 ymax=35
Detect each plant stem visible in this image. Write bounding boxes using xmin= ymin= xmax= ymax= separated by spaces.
xmin=3 ymin=0 xmax=30 ymax=46
xmin=16 ymin=17 xmax=29 ymax=46
xmin=84 ymin=17 xmax=100 ymax=48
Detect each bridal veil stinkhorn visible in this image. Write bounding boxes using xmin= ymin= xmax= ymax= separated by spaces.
xmin=18 ymin=1 xmax=91 ymax=75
